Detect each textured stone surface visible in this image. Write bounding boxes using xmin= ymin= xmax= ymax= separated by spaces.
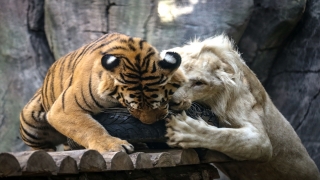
xmin=238 ymin=0 xmax=306 ymax=83
xmin=44 ymin=0 xmax=108 ymax=59
xmin=109 ymin=0 xmax=253 ymax=50
xmin=0 ymin=0 xmax=54 ymax=152
xmin=265 ymin=0 xmax=320 ymax=168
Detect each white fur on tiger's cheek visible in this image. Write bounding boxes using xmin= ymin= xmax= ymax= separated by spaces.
xmin=130 ymin=102 xmax=138 ymax=109
xmin=152 ymin=102 xmax=160 ymax=109
xmin=106 ymin=56 xmax=117 ymax=64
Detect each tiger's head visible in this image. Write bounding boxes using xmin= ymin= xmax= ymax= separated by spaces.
xmin=96 ymin=33 xmax=186 ymax=124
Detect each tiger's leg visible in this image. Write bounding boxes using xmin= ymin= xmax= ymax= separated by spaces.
xmin=46 ymin=87 xmax=134 ymax=153
xmin=20 ymin=89 xmax=67 ymax=151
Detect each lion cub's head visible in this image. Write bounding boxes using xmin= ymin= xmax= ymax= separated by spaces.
xmin=162 ymin=35 xmax=247 ymax=111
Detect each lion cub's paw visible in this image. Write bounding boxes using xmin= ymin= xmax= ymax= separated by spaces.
xmin=89 ymin=137 xmax=134 ymax=153
xmin=165 ymin=111 xmax=206 ymax=148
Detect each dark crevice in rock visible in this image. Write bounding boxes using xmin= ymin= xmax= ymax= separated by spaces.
xmin=257 ymin=46 xmax=281 ymax=51
xmin=105 ymin=0 xmax=116 ymax=34
xmin=269 ymin=69 xmax=320 ymax=78
xmin=295 ymin=89 xmax=320 ymax=131
xmin=142 ymin=0 xmax=155 ymax=41
xmin=83 ymin=30 xmax=107 ymax=34
xmin=27 ymin=0 xmax=54 ymax=71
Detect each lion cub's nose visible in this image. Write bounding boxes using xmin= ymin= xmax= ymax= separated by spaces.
xmin=169 ymin=99 xmax=191 ymax=111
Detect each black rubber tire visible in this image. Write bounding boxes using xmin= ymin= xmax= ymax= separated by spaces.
xmin=67 ymin=102 xmax=218 ymax=149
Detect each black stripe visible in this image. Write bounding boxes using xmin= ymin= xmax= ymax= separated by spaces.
xmin=169 ymin=89 xmax=174 ymax=95
xmin=165 ymin=89 xmax=168 ymax=97
xmin=120 ymin=38 xmax=127 ymax=43
xmin=68 ymin=75 xmax=73 ymax=87
xmin=143 ymin=51 xmax=155 ymax=64
xmin=128 ymin=37 xmax=134 ymax=43
xmin=50 ymin=63 xmax=57 ymax=105
xmin=75 ymin=95 xmax=91 ymax=113
xmin=66 ymin=51 xmax=76 ymax=70
xmin=145 ymin=77 xmax=167 ymax=86
xmin=91 ymin=36 xmax=120 ymax=53
xmin=151 ymin=62 xmax=157 ymax=73
xmin=139 ymin=40 xmax=145 ymax=50
xmin=143 ymin=88 xmax=159 ymax=92
xmin=89 ymin=74 xmax=104 ymax=109
xmin=170 ymin=83 xmax=181 ymax=89
xmin=127 ymin=84 xmax=142 ymax=91
xmin=108 ymin=86 xmax=118 ymax=96
xmin=128 ymin=43 xmax=136 ymax=51
xmin=123 ymin=73 xmax=139 ymax=79
xmin=20 ymin=133 xmax=39 ymax=146
xmin=72 ymin=45 xmax=92 ymax=69
xmin=159 ymin=75 xmax=168 ymax=84
xmin=42 ymin=69 xmax=52 ymax=111
xmin=103 ymin=46 xmax=128 ymax=54
xmin=123 ymin=58 xmax=139 ymax=73
xmin=120 ymin=73 xmax=139 ymax=84
xmin=141 ymin=76 xmax=160 ymax=80
xmin=20 ymin=124 xmax=41 ymax=141
xmin=20 ymin=111 xmax=48 ymax=130
xmin=31 ymin=111 xmax=42 ymax=122
xmin=61 ymin=90 xmax=67 ymax=112
xmin=135 ymin=53 xmax=141 ymax=65
xmin=58 ymin=58 xmax=65 ymax=92
xmin=81 ymin=88 xmax=93 ymax=110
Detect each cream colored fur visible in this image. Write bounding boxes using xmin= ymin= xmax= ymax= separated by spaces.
xmin=163 ymin=35 xmax=320 ymax=180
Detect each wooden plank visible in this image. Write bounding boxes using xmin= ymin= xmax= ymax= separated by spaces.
xmin=48 ymin=152 xmax=78 ymax=174
xmin=167 ymin=149 xmax=200 ymax=165
xmin=101 ymin=152 xmax=134 ymax=170
xmin=78 ymin=150 xmax=107 ymax=172
xmin=49 ymin=150 xmax=107 ymax=172
xmin=147 ymin=152 xmax=176 ymax=167
xmin=10 ymin=150 xmax=57 ymax=176
xmin=0 ymin=152 xmax=21 ymax=177
xmin=128 ymin=152 xmax=153 ymax=169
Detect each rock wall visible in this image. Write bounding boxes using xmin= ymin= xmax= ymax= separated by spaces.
xmin=0 ymin=0 xmax=318 ymax=169
xmin=265 ymin=0 xmax=320 ymax=168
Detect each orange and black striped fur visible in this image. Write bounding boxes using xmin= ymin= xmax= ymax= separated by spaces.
xmin=20 ymin=33 xmax=186 ymax=153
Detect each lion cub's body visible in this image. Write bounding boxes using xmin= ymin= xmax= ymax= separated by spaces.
xmin=164 ymin=35 xmax=320 ymax=180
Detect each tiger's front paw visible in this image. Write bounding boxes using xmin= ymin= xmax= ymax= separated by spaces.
xmin=89 ymin=137 xmax=134 ymax=153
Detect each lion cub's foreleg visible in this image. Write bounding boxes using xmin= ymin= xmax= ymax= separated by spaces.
xmin=166 ymin=111 xmax=272 ymax=161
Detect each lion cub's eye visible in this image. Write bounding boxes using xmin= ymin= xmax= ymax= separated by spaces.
xmin=192 ymin=80 xmax=206 ymax=87
xmin=195 ymin=81 xmax=204 ymax=86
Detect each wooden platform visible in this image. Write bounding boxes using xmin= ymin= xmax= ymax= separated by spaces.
xmin=0 ymin=149 xmax=232 ymax=179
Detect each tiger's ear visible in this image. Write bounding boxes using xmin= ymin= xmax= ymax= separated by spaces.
xmin=158 ymin=51 xmax=181 ymax=70
xmin=101 ymin=54 xmax=120 ymax=71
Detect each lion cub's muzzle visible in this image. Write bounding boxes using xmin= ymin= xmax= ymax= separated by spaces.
xmin=169 ymin=99 xmax=192 ymax=112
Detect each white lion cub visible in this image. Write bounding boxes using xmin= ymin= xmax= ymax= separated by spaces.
xmin=163 ymin=35 xmax=320 ymax=180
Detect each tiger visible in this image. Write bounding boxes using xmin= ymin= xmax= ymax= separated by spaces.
xmin=20 ymin=33 xmax=186 ymax=153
